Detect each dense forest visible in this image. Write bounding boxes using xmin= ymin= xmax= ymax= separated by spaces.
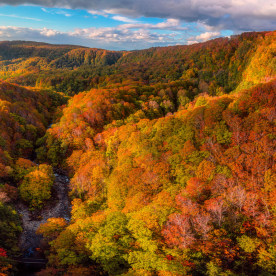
xmin=0 ymin=30 xmax=275 ymax=275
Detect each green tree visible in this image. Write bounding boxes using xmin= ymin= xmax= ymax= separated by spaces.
xmin=19 ymin=164 xmax=54 ymax=209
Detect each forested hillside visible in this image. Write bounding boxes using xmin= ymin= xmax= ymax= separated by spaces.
xmin=0 ymin=82 xmax=66 ymax=274
xmin=0 ymin=31 xmax=275 ymax=275
xmin=1 ymin=32 xmax=275 ymax=96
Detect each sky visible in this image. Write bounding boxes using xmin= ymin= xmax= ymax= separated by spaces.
xmin=0 ymin=1 xmax=275 ymax=50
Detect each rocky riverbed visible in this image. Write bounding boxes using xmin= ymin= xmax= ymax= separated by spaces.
xmin=16 ymin=171 xmax=71 ymax=251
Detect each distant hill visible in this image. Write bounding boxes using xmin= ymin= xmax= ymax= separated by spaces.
xmin=0 ymin=41 xmax=124 ymax=71
xmin=0 ymin=41 xmax=82 ymax=59
xmin=0 ymin=31 xmax=274 ymax=95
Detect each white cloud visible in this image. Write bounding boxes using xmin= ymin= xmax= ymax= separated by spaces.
xmin=155 ymin=19 xmax=182 ymax=29
xmin=0 ymin=24 xmax=179 ymax=50
xmin=112 ymin=15 xmax=137 ymax=23
xmin=2 ymin=0 xmax=276 ymax=31
xmin=186 ymin=31 xmax=221 ymax=44
xmin=195 ymin=31 xmax=220 ymax=41
xmin=120 ymin=19 xmax=187 ymax=31
xmin=72 ymin=25 xmax=174 ymax=43
xmin=187 ymin=40 xmax=199 ymax=45
xmin=40 ymin=27 xmax=61 ymax=37
xmin=0 ymin=26 xmax=62 ymax=39
xmin=88 ymin=10 xmax=108 ymax=17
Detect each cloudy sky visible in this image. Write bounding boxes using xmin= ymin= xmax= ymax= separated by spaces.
xmin=0 ymin=1 xmax=275 ymax=50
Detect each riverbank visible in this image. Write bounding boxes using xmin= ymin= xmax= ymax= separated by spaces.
xmin=15 ymin=170 xmax=71 ymax=258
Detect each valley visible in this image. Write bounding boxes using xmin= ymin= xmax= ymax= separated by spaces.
xmin=0 ymin=30 xmax=275 ymax=275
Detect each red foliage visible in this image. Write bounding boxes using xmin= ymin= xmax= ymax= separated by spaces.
xmin=0 ymin=248 xmax=7 ymax=258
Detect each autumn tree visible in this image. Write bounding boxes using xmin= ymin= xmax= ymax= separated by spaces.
xmin=19 ymin=164 xmax=54 ymax=209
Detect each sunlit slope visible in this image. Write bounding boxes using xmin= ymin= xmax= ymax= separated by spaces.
xmin=0 ymin=31 xmax=275 ymax=96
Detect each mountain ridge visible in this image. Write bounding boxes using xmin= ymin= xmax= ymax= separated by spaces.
xmin=0 ymin=30 xmax=275 ymax=276
xmin=1 ymin=30 xmax=274 ymax=95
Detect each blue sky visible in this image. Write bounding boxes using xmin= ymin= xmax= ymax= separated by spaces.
xmin=0 ymin=1 xmax=275 ymax=50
